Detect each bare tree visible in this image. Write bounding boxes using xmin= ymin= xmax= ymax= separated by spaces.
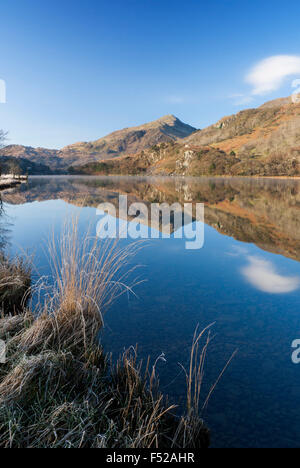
xmin=0 ymin=130 xmax=7 ymax=148
xmin=0 ymin=130 xmax=8 ymax=177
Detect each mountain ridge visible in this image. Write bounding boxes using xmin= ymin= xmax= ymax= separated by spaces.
xmin=0 ymin=115 xmax=197 ymax=172
xmin=2 ymin=94 xmax=300 ymax=176
xmin=72 ymin=94 xmax=300 ymax=177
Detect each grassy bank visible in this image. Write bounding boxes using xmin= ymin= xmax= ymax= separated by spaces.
xmin=0 ymin=224 xmax=210 ymax=448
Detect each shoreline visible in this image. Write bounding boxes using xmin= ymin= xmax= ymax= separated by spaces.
xmin=27 ymin=173 xmax=300 ymax=181
xmin=0 ymin=179 xmax=22 ymax=190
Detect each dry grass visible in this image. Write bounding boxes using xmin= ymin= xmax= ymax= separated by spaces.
xmin=48 ymin=218 xmax=141 ymax=315
xmin=171 ymin=325 xmax=237 ymax=448
xmin=0 ymin=218 xmax=213 ymax=448
xmin=19 ymin=218 xmax=141 ymax=357
xmin=0 ymin=255 xmax=31 ymax=315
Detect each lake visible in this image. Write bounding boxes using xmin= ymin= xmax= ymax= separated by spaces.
xmin=1 ymin=175 xmax=300 ymax=448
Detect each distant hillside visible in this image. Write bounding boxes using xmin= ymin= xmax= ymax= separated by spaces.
xmin=1 ymin=115 xmax=197 ymax=172
xmin=72 ymin=95 xmax=300 ymax=177
xmin=69 ymin=143 xmax=239 ymax=176
xmin=184 ymin=95 xmax=300 ymax=160
xmin=0 ymin=145 xmax=60 ymax=171
xmin=0 ymin=155 xmax=51 ymax=175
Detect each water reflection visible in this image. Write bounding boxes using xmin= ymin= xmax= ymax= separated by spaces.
xmin=0 ymin=194 xmax=11 ymax=252
xmin=3 ymin=175 xmax=300 ymax=260
xmin=3 ymin=176 xmax=300 ymax=447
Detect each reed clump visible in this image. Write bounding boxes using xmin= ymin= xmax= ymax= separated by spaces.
xmin=0 ymin=221 xmax=211 ymax=448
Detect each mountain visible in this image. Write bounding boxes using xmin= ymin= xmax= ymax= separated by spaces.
xmin=60 ymin=114 xmax=197 ymax=163
xmin=0 ymin=115 xmax=197 ymax=173
xmin=3 ymin=95 xmax=300 ymax=176
xmin=73 ymin=95 xmax=300 ymax=177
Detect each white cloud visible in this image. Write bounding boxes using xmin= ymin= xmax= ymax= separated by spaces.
xmin=241 ymin=256 xmax=300 ymax=294
xmin=246 ymin=55 xmax=300 ymax=95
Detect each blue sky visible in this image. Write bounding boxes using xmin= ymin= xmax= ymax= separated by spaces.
xmin=1 ymin=0 xmax=300 ymax=148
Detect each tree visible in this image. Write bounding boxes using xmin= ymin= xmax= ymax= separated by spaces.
xmin=209 ymin=162 xmax=216 ymax=174
xmin=0 ymin=130 xmax=8 ymax=176
xmin=0 ymin=130 xmax=7 ymax=148
xmin=0 ymin=130 xmax=6 ymax=177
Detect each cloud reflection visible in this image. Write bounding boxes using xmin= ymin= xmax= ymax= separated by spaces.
xmin=241 ymin=256 xmax=300 ymax=294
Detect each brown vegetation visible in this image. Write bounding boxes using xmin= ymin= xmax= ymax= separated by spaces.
xmin=0 ymin=222 xmax=211 ymax=448
xmin=0 ymin=255 xmax=31 ymax=315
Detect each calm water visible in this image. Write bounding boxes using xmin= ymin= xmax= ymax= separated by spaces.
xmin=2 ymin=175 xmax=300 ymax=448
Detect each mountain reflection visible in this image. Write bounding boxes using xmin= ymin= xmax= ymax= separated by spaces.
xmin=2 ymin=175 xmax=300 ymax=261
